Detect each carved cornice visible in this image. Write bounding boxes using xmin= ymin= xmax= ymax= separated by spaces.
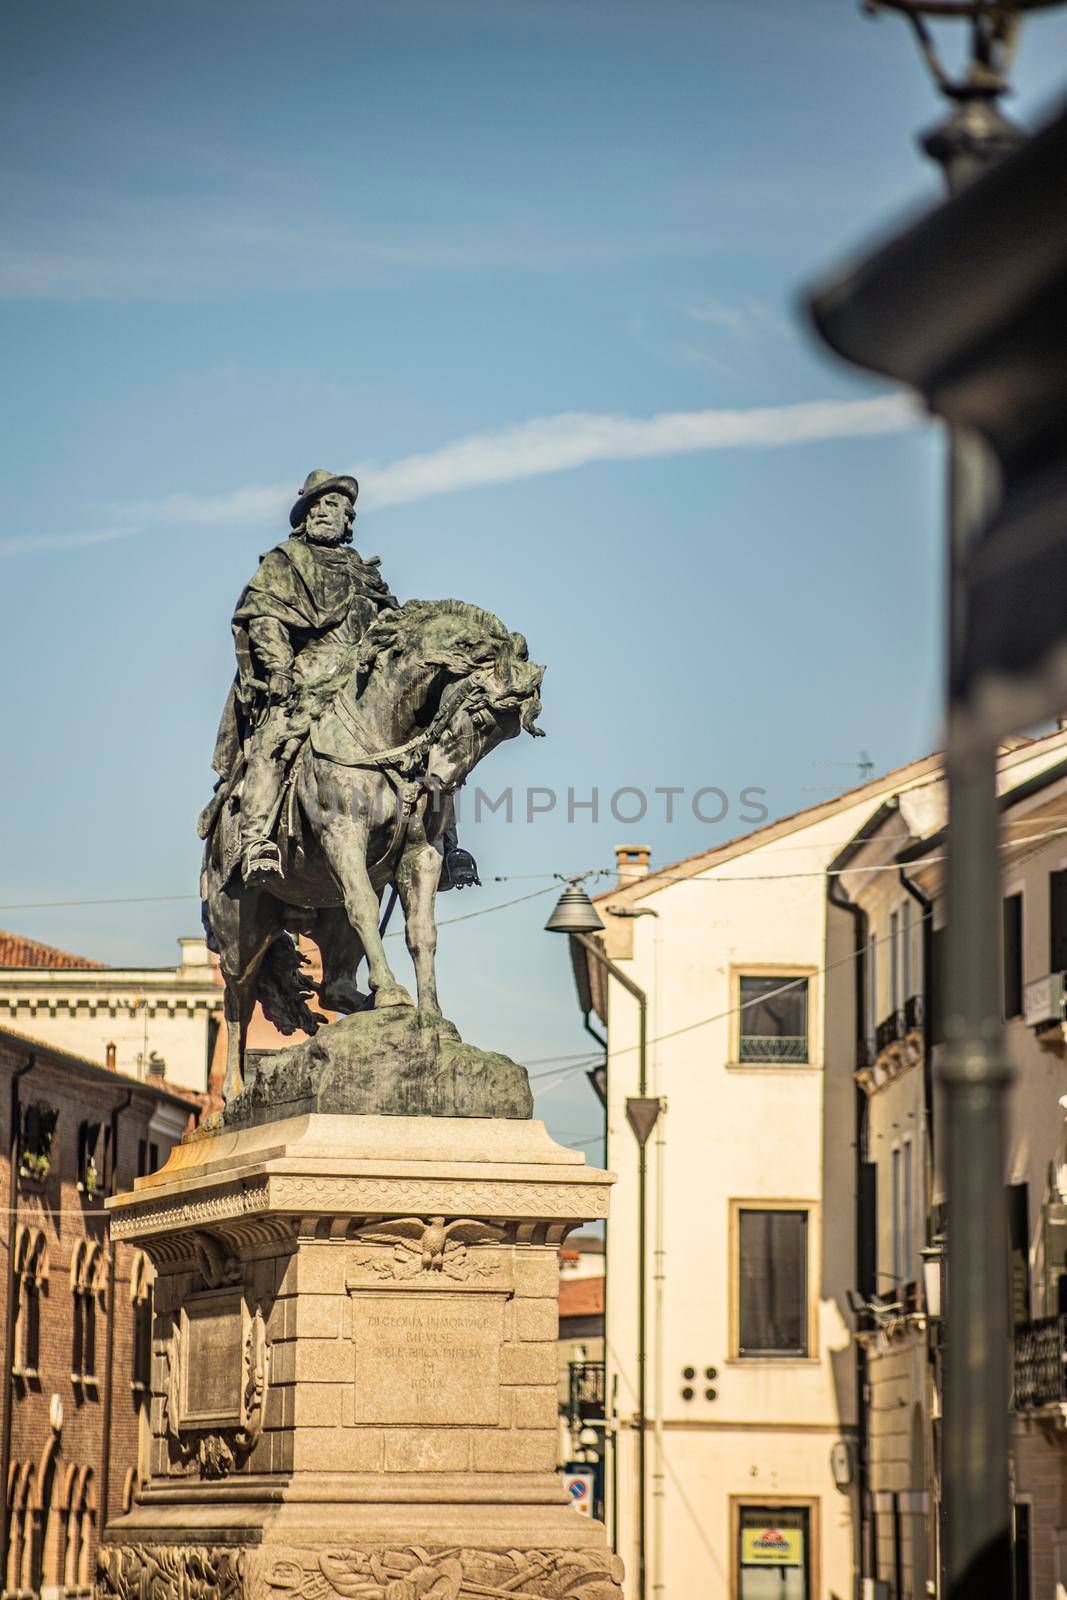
xmin=110 ymin=1183 xmax=270 ymax=1239
xmin=269 ymin=1175 xmax=610 ymax=1220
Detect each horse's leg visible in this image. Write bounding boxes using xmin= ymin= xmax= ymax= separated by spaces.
xmin=207 ymin=872 xmax=281 ymax=1100
xmin=314 ymin=906 xmax=371 ymax=1014
xmin=395 ymin=836 xmax=444 ymax=1017
xmin=318 ymin=814 xmax=413 ymax=1008
xmin=222 ymin=979 xmax=254 ymax=1103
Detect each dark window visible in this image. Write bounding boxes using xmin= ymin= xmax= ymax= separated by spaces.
xmin=1008 ymin=1182 xmax=1031 ymax=1328
xmin=738 ymin=976 xmax=809 ymax=1064
xmin=930 ymin=926 xmax=947 ymax=1047
xmin=132 ymin=1299 xmax=151 ymax=1395
xmin=1051 ymin=869 xmax=1067 ymax=974
xmin=137 ymin=1141 xmax=160 ymax=1178
xmin=738 ymin=1209 xmax=808 ymax=1356
xmin=1004 ymin=894 xmax=1023 ymax=1019
xmin=77 ymin=1122 xmax=102 ymax=1198
xmin=737 ymin=1504 xmax=810 ymax=1600
xmin=859 ymin=1161 xmax=878 ymax=1302
xmin=1013 ymin=1501 xmax=1032 ymax=1600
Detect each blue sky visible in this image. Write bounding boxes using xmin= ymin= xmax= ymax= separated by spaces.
xmin=4 ymin=0 xmax=1067 ymax=1152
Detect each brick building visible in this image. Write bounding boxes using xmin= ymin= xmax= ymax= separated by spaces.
xmin=0 ymin=1027 xmax=192 ymax=1596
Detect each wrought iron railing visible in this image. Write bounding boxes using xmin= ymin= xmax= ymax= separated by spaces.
xmin=738 ymin=1034 xmax=808 ymax=1064
xmin=875 ymin=1010 xmax=905 ymax=1054
xmin=568 ymin=1360 xmax=605 ymax=1421
xmin=1014 ymin=1315 xmax=1067 ymax=1409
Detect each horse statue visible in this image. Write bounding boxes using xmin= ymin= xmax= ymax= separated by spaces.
xmin=200 ymin=599 xmax=544 ymax=1104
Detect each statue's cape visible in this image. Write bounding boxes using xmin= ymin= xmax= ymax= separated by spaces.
xmin=211 ymin=539 xmax=396 ymax=779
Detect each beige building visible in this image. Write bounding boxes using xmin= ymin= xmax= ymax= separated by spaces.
xmin=562 ymin=749 xmax=1007 ymax=1600
xmin=0 ymin=932 xmax=224 ymax=1094
xmin=830 ymin=732 xmax=1067 ymax=1599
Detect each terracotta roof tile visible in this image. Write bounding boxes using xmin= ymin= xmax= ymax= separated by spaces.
xmin=0 ymin=930 xmax=105 ymax=970
xmin=559 ymin=1276 xmax=604 ymax=1319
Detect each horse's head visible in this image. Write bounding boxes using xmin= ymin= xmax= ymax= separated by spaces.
xmin=355 ymin=598 xmax=544 ymax=789
xmin=424 ymin=637 xmax=545 ymax=795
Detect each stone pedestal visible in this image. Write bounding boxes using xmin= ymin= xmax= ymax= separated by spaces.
xmin=97 ymin=1111 xmax=622 ymax=1600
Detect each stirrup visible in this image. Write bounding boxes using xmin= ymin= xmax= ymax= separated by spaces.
xmin=241 ymin=840 xmax=283 ymax=884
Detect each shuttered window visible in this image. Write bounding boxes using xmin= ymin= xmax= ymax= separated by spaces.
xmin=738 ymin=1209 xmax=808 ymax=1356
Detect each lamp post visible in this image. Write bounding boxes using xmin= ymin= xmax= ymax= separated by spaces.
xmin=814 ymin=5 xmax=1064 ymax=1593
xmin=545 ymin=883 xmax=658 ymax=1600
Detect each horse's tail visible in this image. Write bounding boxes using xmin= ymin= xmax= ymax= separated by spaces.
xmin=257 ymin=935 xmax=327 ymax=1038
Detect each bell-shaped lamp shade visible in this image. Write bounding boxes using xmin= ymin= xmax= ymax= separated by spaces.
xmin=544 ymin=883 xmax=605 ymax=935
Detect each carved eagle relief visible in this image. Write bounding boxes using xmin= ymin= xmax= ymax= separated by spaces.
xmin=350 ymin=1215 xmax=504 ymax=1282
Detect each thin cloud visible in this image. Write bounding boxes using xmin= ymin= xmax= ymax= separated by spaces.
xmin=7 ymin=394 xmax=921 ymax=556
xmin=362 ymin=393 xmax=918 ymax=509
xmin=0 ymin=526 xmax=142 ymax=559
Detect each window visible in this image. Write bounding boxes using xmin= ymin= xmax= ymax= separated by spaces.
xmin=891 ymin=1146 xmax=902 ymax=1289
xmin=12 ymin=1229 xmax=46 ymax=1379
xmin=738 ymin=976 xmax=809 ymax=1064
xmin=903 ymin=1138 xmax=914 ymax=1289
xmin=77 ymin=1122 xmax=103 ymax=1199
xmin=903 ymin=899 xmax=912 ymax=1002
xmin=1051 ymin=869 xmax=1067 ymax=974
xmin=137 ymin=1140 xmax=160 ymax=1178
xmin=1013 ymin=1501 xmax=1032 ymax=1600
xmin=1008 ymin=1183 xmax=1030 ymax=1328
xmin=930 ymin=925 xmax=946 ymax=1046
xmin=130 ymin=1251 xmax=152 ymax=1397
xmin=891 ymin=1139 xmax=914 ymax=1293
xmin=71 ymin=1241 xmax=103 ymax=1386
xmin=890 ymin=910 xmax=900 ymax=1012
xmin=737 ymin=1503 xmax=811 ymax=1600
xmin=736 ymin=1208 xmax=809 ymax=1356
xmin=1004 ymin=894 xmax=1023 ymax=1020
xmin=867 ymin=933 xmax=878 ymax=1053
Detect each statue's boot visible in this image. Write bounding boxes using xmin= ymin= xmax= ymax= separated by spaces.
xmin=240 ymin=747 xmax=287 ymax=884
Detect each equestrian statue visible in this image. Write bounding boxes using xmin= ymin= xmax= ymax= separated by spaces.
xmin=199 ymin=469 xmax=544 ymax=1110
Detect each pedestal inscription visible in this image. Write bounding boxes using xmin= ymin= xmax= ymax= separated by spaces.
xmin=351 ymin=1291 xmax=504 ymax=1426
xmin=181 ymin=1292 xmax=244 ymax=1424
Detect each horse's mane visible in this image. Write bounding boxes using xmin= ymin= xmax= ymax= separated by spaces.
xmin=357 ymin=598 xmax=512 ymax=682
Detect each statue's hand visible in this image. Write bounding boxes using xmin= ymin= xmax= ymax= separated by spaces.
xmin=267 ymin=671 xmax=294 ymax=705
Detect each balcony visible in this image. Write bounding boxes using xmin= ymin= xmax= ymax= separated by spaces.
xmin=568 ymin=1360 xmax=605 ymax=1422
xmin=1014 ymin=1315 xmax=1067 ymax=1410
xmin=856 ymin=998 xmax=925 ymax=1095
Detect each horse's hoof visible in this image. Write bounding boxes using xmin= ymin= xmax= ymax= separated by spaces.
xmin=373 ymin=985 xmax=414 ymax=1009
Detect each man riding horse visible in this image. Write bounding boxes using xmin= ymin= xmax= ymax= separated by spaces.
xmin=210 ymin=469 xmax=398 ymax=884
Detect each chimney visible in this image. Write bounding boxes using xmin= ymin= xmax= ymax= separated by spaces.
xmin=615 ymin=845 xmax=651 ymax=888
xmin=105 ymin=1042 xmax=116 ymax=1071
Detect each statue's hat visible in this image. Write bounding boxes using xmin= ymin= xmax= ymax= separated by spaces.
xmin=290 ymin=468 xmax=359 ymax=529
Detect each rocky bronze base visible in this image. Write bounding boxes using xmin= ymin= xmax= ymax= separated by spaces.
xmin=221 ymin=1009 xmax=533 ymax=1127
xmin=97 ymin=1540 xmax=625 ymax=1599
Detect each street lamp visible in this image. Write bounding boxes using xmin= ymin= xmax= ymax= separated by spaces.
xmin=812 ymin=5 xmax=1065 ymax=1596
xmin=545 ymin=882 xmax=655 ymax=1600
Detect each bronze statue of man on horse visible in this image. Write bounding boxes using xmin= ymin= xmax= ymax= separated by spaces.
xmin=199 ymin=468 xmax=544 ymax=1104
